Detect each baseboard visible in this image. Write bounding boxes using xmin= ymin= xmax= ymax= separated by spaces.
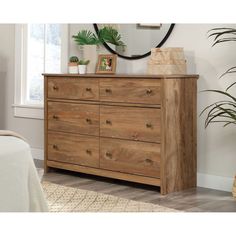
xmin=31 ymin=148 xmax=234 ymax=192
xmin=197 ymin=173 xmax=234 ymax=192
xmin=31 ymin=148 xmax=44 ymax=160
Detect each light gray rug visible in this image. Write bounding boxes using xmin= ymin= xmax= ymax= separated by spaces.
xmin=42 ymin=181 xmax=179 ymax=212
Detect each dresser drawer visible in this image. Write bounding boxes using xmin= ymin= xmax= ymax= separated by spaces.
xmin=47 ymin=77 xmax=99 ymax=100
xmin=100 ymin=138 xmax=160 ymax=178
xmin=100 ymin=78 xmax=161 ymax=104
xmin=48 ymin=102 xmax=99 ymax=136
xmin=47 ymin=131 xmax=99 ymax=167
xmin=100 ymin=105 xmax=161 ymax=143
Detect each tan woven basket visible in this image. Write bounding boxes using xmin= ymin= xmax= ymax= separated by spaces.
xmin=147 ymin=47 xmax=187 ymax=75
xmin=233 ymin=175 xmax=236 ymax=199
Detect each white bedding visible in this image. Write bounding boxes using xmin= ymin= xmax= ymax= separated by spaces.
xmin=0 ymin=136 xmax=48 ymax=212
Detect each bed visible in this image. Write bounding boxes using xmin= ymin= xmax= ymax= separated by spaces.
xmin=0 ymin=131 xmax=48 ymax=212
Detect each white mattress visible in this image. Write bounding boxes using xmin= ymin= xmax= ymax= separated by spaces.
xmin=0 ymin=136 xmax=48 ymax=212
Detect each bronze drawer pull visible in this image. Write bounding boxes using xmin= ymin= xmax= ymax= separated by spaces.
xmin=105 ymin=88 xmax=112 ymax=93
xmin=53 ymin=85 xmax=59 ymax=90
xmin=145 ymin=158 xmax=153 ymax=164
xmin=105 ymin=152 xmax=112 ymax=158
xmin=86 ymin=87 xmax=92 ymax=92
xmin=86 ymin=118 xmax=92 ymax=124
xmin=146 ymin=89 xmax=152 ymax=94
xmin=86 ymin=149 xmax=92 ymax=155
xmin=146 ymin=123 xmax=153 ymax=128
xmin=53 ymin=115 xmax=59 ymax=120
xmin=52 ymin=144 xmax=58 ymax=150
xmin=132 ymin=132 xmax=139 ymax=140
xmin=105 ymin=119 xmax=112 ymax=125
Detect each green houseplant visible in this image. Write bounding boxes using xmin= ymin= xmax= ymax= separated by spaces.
xmin=72 ymin=30 xmax=100 ymax=45
xmin=201 ymin=28 xmax=236 ymax=128
xmin=98 ymin=26 xmax=125 ymax=46
xmin=78 ymin=59 xmax=90 ymax=74
xmin=98 ymin=26 xmax=126 ymax=55
xmin=68 ymin=56 xmax=79 ymax=74
xmin=72 ymin=30 xmax=100 ymax=73
xmin=72 ymin=27 xmax=126 ymax=73
xmin=201 ymin=27 xmax=236 ymax=198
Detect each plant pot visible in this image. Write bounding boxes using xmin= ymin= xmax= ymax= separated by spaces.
xmin=115 ymin=45 xmax=127 ymax=56
xmin=233 ymin=175 xmax=236 ymax=199
xmin=78 ymin=45 xmax=98 ymax=73
xmin=68 ymin=62 xmax=78 ymax=74
xmin=78 ymin=65 xmax=87 ymax=74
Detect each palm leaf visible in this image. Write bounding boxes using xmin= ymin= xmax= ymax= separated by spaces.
xmin=203 ymin=100 xmax=236 ymax=128
xmin=201 ymin=89 xmax=236 ymax=102
xmin=208 ymin=28 xmax=236 ymax=41
xmin=212 ymin=38 xmax=236 ymax=47
xmin=202 ymin=27 xmax=236 ymax=128
xmin=223 ymin=121 xmax=236 ymax=127
xmin=226 ymin=81 xmax=236 ymax=91
xmin=72 ymin=30 xmax=100 ymax=45
xmin=219 ymin=66 xmax=236 ymax=79
xmin=98 ymin=27 xmax=125 ymax=46
xmin=199 ymin=100 xmax=236 ymax=117
xmin=208 ymin=28 xmax=236 ymax=46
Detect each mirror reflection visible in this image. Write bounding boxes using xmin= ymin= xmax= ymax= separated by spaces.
xmin=95 ymin=24 xmax=174 ymax=59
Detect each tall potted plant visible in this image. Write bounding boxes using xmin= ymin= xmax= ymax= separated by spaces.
xmin=72 ymin=30 xmax=100 ymax=73
xmin=201 ymin=27 xmax=236 ymax=198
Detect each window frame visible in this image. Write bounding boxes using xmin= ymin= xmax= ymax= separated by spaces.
xmin=14 ymin=24 xmax=69 ymax=119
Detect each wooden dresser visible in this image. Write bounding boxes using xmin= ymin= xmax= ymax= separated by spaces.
xmin=43 ymin=74 xmax=198 ymax=194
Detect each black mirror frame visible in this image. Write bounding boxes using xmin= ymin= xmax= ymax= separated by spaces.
xmin=93 ymin=23 xmax=175 ymax=60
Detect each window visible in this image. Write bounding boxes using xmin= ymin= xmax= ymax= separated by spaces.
xmin=14 ymin=24 xmax=68 ymax=119
xmin=27 ymin=24 xmax=61 ymax=104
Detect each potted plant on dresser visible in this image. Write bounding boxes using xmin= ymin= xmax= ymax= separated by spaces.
xmin=72 ymin=30 xmax=100 ymax=73
xmin=201 ymin=27 xmax=236 ymax=199
xmin=68 ymin=56 xmax=79 ymax=74
xmin=78 ymin=59 xmax=90 ymax=74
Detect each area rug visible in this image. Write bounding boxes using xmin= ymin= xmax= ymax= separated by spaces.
xmin=42 ymin=181 xmax=179 ymax=212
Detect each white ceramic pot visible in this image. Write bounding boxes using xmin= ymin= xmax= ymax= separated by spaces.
xmin=68 ymin=63 xmax=78 ymax=74
xmin=78 ymin=65 xmax=87 ymax=74
xmin=115 ymin=45 xmax=127 ymax=56
xmin=78 ymin=45 xmax=98 ymax=73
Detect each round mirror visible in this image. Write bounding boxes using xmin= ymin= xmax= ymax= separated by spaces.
xmin=94 ymin=23 xmax=175 ymax=60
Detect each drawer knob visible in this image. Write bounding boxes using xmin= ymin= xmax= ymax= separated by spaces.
xmin=52 ymin=144 xmax=58 ymax=150
xmin=86 ymin=149 xmax=92 ymax=155
xmin=145 ymin=158 xmax=153 ymax=164
xmin=53 ymin=115 xmax=59 ymax=120
xmin=53 ymin=85 xmax=59 ymax=90
xmin=146 ymin=123 xmax=153 ymax=128
xmin=105 ymin=88 xmax=112 ymax=93
xmin=86 ymin=87 xmax=92 ymax=92
xmin=86 ymin=118 xmax=92 ymax=124
xmin=105 ymin=120 xmax=112 ymax=125
xmin=132 ymin=133 xmax=139 ymax=140
xmin=146 ymin=89 xmax=152 ymax=94
xmin=105 ymin=152 xmax=112 ymax=158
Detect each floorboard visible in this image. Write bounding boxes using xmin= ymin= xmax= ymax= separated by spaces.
xmin=38 ymin=167 xmax=236 ymax=212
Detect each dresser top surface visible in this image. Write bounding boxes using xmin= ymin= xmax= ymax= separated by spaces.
xmin=43 ymin=73 xmax=199 ymax=79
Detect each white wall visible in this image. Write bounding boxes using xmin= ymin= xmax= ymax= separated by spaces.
xmin=0 ymin=23 xmax=236 ymax=191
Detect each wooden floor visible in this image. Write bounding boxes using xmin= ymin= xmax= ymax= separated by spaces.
xmin=37 ymin=163 xmax=236 ymax=212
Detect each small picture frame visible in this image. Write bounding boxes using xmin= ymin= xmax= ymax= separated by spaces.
xmin=96 ymin=54 xmax=117 ymax=74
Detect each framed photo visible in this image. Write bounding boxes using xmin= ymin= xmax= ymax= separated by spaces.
xmin=96 ymin=54 xmax=117 ymax=74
